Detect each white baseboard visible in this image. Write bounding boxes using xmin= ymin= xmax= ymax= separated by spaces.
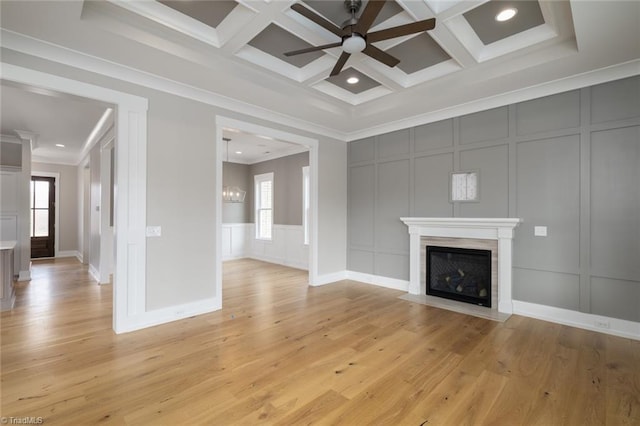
xmin=248 ymin=254 xmax=308 ymax=271
xmin=311 ymin=270 xmax=348 ymax=286
xmin=346 ymin=271 xmax=409 ymax=291
xmin=76 ymin=252 xmax=83 ymax=263
xmin=222 ymin=254 xmax=245 ymax=261
xmin=58 ymin=250 xmax=79 ymax=258
xmin=513 ymin=300 xmax=640 ymax=341
xmin=321 ymin=271 xmax=638 ymax=340
xmin=116 ymin=297 xmax=222 ymax=334
xmin=18 ymin=270 xmax=30 ymax=281
xmin=88 ymin=265 xmax=99 ymax=283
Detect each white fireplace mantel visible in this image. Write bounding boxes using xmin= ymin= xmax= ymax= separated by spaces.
xmin=400 ymin=217 xmax=522 ymax=315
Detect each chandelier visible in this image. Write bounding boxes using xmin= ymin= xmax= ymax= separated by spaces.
xmin=222 ymin=137 xmax=246 ymax=203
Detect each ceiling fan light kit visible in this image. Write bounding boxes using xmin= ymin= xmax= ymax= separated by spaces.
xmin=342 ymin=34 xmax=366 ymax=54
xmin=286 ymin=0 xmax=436 ymax=77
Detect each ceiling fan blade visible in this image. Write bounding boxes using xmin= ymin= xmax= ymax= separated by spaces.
xmin=354 ymin=0 xmax=386 ymax=35
xmin=367 ymin=18 xmax=436 ymax=43
xmin=362 ymin=44 xmax=400 ymax=68
xmin=330 ymin=52 xmax=351 ymax=76
xmin=291 ymin=3 xmax=344 ymax=38
xmin=284 ymin=42 xmax=342 ymax=57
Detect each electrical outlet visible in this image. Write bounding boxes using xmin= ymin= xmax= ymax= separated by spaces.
xmin=534 ymin=226 xmax=548 ymax=237
xmin=594 ymin=319 xmax=610 ymax=329
xmin=146 ymin=226 xmax=162 ymax=237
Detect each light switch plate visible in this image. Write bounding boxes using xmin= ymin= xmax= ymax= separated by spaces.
xmin=146 ymin=226 xmax=162 ymax=237
xmin=534 ymin=226 xmax=547 ymax=237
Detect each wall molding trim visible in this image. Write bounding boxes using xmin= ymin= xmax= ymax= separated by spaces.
xmin=3 ymin=29 xmax=638 ymax=143
xmin=344 ymin=59 xmax=640 ymax=141
xmin=247 ymin=255 xmax=308 ymax=272
xmin=343 ymin=272 xmax=639 ymax=340
xmin=119 ymin=297 xmax=222 ymax=334
xmin=0 ymin=29 xmax=345 ymax=142
xmin=311 ymin=270 xmax=348 ymax=286
xmin=88 ymin=265 xmax=100 ymax=283
xmin=58 ymin=250 xmax=80 ymax=259
xmin=513 ymin=300 xmax=640 ymax=341
xmin=17 ymin=270 xmax=30 ymax=282
xmin=347 ymin=271 xmax=410 ymax=292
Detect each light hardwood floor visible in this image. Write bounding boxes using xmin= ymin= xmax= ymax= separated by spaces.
xmin=1 ymin=258 xmax=639 ymax=425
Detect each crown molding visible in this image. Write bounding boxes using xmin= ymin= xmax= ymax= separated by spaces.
xmin=2 ymin=29 xmax=637 ymax=144
xmin=343 ymin=58 xmax=640 ymax=141
xmin=0 ymin=29 xmax=347 ymax=142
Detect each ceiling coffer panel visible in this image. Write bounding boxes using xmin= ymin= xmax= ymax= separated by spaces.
xmin=158 ymin=0 xmax=238 ymax=28
xmin=302 ymin=0 xmax=404 ymax=28
xmin=249 ymin=24 xmax=325 ymax=68
xmin=464 ymin=0 xmax=545 ymax=45
xmin=387 ymin=33 xmax=451 ymax=74
xmin=326 ymin=67 xmax=381 ymax=94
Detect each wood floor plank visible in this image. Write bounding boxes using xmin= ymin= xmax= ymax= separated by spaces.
xmin=2 ymin=258 xmax=639 ymax=425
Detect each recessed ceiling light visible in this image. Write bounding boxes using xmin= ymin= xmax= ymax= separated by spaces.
xmin=235 ymin=151 xmax=242 ymax=155
xmin=495 ymin=7 xmax=517 ymax=22
xmin=346 ymin=76 xmax=359 ymax=85
xmin=55 ymin=144 xmax=65 ymax=148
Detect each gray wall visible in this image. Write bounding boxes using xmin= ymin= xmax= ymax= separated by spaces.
xmin=348 ymin=76 xmax=640 ymax=322
xmin=1 ymin=141 xmax=22 ymax=169
xmin=32 ymin=162 xmax=79 ymax=253
xmin=222 ymin=161 xmax=250 ymax=223
xmin=248 ymin=151 xmax=309 ymax=226
xmin=3 ymin=47 xmax=347 ymax=310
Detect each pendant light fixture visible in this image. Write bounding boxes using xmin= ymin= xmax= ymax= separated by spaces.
xmin=222 ymin=137 xmax=246 ymax=203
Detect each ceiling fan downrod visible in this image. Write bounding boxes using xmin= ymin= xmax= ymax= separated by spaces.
xmin=341 ymin=0 xmax=366 ymax=54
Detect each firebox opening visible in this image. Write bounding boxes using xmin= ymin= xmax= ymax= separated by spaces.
xmin=426 ymin=246 xmax=492 ymax=307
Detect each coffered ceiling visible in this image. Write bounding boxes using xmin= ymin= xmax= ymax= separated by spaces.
xmin=0 ymin=0 xmax=638 ymax=140
xmin=111 ymin=0 xmax=574 ymax=106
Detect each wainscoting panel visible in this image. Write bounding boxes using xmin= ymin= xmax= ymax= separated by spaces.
xmin=348 ymin=75 xmax=640 ymax=326
xmin=222 ymin=223 xmax=308 ymax=270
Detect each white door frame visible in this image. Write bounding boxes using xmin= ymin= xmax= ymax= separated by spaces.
xmin=214 ymin=116 xmax=320 ymax=300
xmin=2 ymin=63 xmax=148 ymax=334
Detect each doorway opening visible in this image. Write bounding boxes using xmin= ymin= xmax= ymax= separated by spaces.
xmin=215 ymin=116 xmax=319 ymax=306
xmin=3 ymin=63 xmax=148 ymax=333
xmin=30 ymin=175 xmax=56 ymax=258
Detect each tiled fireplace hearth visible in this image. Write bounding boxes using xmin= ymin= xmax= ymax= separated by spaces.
xmin=400 ymin=218 xmax=521 ymax=320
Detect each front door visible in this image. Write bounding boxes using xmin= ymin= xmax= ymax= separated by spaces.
xmin=30 ymin=176 xmax=55 ymax=258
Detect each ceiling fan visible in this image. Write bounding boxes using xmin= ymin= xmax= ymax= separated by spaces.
xmin=285 ymin=0 xmax=436 ymax=77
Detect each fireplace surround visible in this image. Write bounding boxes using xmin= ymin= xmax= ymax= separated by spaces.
xmin=401 ymin=217 xmax=521 ymax=318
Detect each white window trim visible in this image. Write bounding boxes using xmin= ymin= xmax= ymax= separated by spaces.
xmin=302 ymin=166 xmax=310 ymax=246
xmin=254 ymin=172 xmax=274 ymax=241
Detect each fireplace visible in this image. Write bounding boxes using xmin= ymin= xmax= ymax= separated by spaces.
xmin=400 ymin=217 xmax=521 ymax=317
xmin=426 ymin=246 xmax=492 ymax=307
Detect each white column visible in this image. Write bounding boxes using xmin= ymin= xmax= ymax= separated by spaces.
xmin=497 ymin=227 xmax=515 ymax=314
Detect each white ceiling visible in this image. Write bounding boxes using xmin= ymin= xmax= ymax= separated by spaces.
xmin=0 ymin=1 xmax=638 ymax=144
xmin=0 ymin=82 xmax=110 ymax=165
xmin=222 ymin=128 xmax=308 ymax=164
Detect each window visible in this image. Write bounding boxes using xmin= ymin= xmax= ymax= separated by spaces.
xmin=30 ymin=177 xmax=54 ymax=237
xmin=302 ymin=166 xmax=310 ymax=245
xmin=255 ymin=172 xmax=274 ymax=240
